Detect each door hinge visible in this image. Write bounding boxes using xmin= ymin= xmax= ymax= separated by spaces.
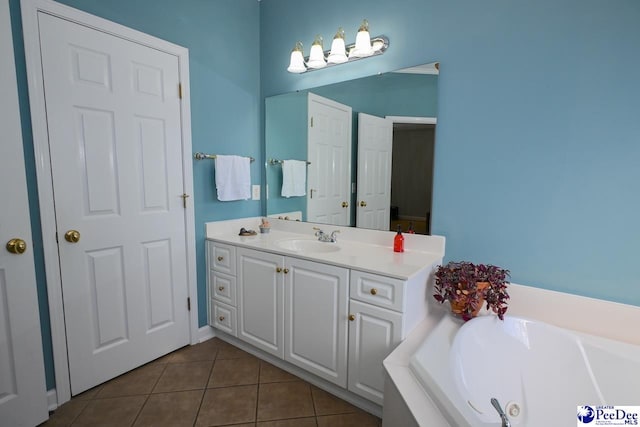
xmin=187 ymin=297 xmax=191 ymax=311
xmin=178 ymin=83 xmax=183 ymax=99
xmin=310 ymin=116 xmax=314 ymax=127
xmin=55 ymin=232 xmax=58 ymax=243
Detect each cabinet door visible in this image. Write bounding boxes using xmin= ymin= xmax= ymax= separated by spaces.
xmin=284 ymin=257 xmax=349 ymax=387
xmin=237 ymin=248 xmax=284 ymax=358
xmin=348 ymin=300 xmax=402 ymax=405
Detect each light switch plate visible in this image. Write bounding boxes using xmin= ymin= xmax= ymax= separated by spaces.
xmin=252 ymin=185 xmax=260 ymax=200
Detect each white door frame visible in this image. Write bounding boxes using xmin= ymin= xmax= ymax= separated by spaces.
xmin=21 ymin=0 xmax=197 ymax=406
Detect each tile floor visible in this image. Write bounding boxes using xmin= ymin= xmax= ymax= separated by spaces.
xmin=40 ymin=338 xmax=382 ymax=427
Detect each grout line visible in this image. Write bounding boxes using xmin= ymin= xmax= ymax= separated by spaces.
xmin=192 ymin=347 xmax=217 ymax=426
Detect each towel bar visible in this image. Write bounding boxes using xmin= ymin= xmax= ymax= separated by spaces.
xmin=194 ymin=152 xmax=255 ymax=162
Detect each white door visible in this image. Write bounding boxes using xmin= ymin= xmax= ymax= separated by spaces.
xmin=38 ymin=12 xmax=190 ymax=395
xmin=307 ymin=93 xmax=352 ymax=226
xmin=0 ymin=2 xmax=48 ymax=424
xmin=356 ymin=113 xmax=393 ymax=231
xmin=284 ymin=258 xmax=348 ymax=387
xmin=348 ymin=300 xmax=402 ymax=405
xmin=237 ymin=248 xmax=284 ymax=358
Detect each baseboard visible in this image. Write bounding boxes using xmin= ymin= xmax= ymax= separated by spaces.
xmin=47 ymin=388 xmax=58 ymax=411
xmin=198 ymin=325 xmax=216 ymax=343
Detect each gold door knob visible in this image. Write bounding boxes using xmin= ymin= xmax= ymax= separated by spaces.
xmin=276 ymin=267 xmax=283 ymax=273
xmin=341 ymin=201 xmax=349 ymax=208
xmin=218 ymin=316 xmax=225 ymax=322
xmin=218 ymin=286 xmax=225 ymax=291
xmin=217 ymin=256 xmax=224 ymax=262
xmin=348 ymin=314 xmax=355 ymax=321
xmin=64 ymin=230 xmax=81 ymax=243
xmin=283 ymin=268 xmax=289 ymax=274
xmin=360 ymin=201 xmax=367 ymax=207
xmin=370 ymin=288 xmax=378 ymax=295
xmin=6 ymin=238 xmax=27 ymax=254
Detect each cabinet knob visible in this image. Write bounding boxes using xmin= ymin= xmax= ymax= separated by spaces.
xmin=218 ymin=315 xmax=225 ymax=322
xmin=370 ymin=288 xmax=378 ymax=296
xmin=276 ymin=267 xmax=283 ymax=273
xmin=218 ymin=286 xmax=225 ymax=291
xmin=217 ymin=256 xmax=224 ymax=262
xmin=348 ymin=314 xmax=355 ymax=321
xmin=283 ymin=268 xmax=289 ymax=274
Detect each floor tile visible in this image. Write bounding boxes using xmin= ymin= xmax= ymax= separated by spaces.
xmin=208 ymin=356 xmax=260 ymax=388
xmin=195 ymin=385 xmax=258 ymax=427
xmin=316 ymin=411 xmax=381 ymax=427
xmin=39 ymin=399 xmax=90 ymax=426
xmin=167 ymin=339 xmax=222 ymax=363
xmin=259 ymin=361 xmax=298 ymax=383
xmin=70 ymin=395 xmax=146 ymax=426
xmin=133 ymin=390 xmax=203 ymax=427
xmin=96 ymin=363 xmax=165 ymax=398
xmin=257 ymin=417 xmax=317 ymax=427
xmin=216 ymin=342 xmax=255 ymax=360
xmin=153 ymin=360 xmax=213 ymax=393
xmin=73 ymin=385 xmax=103 ymax=401
xmin=257 ymin=381 xmax=315 ymax=421
xmin=311 ymin=386 xmax=359 ymax=416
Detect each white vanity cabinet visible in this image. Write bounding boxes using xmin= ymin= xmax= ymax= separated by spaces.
xmin=284 ymin=257 xmax=349 ymax=387
xmin=206 ymin=230 xmax=439 ymax=412
xmin=207 ymin=241 xmax=238 ymax=336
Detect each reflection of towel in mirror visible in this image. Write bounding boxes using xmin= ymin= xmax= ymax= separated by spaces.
xmin=214 ymin=155 xmax=251 ymax=201
xmin=281 ymin=160 xmax=306 ymax=198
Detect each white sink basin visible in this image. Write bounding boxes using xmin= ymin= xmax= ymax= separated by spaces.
xmin=274 ymin=238 xmax=341 ymax=253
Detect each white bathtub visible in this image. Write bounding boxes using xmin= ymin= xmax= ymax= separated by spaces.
xmin=408 ymin=315 xmax=640 ymax=426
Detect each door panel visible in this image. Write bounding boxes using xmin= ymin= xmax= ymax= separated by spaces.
xmin=38 ymin=12 xmax=190 ymax=394
xmin=357 ymin=113 xmax=393 ymax=231
xmin=237 ymin=248 xmax=284 ymax=358
xmin=307 ymin=93 xmax=352 ymax=225
xmin=0 ymin=1 xmax=48 ymax=424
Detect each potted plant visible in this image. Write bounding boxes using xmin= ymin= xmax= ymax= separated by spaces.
xmin=433 ymin=261 xmax=510 ymax=321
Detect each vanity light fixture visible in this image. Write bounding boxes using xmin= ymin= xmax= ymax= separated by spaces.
xmin=287 ymin=19 xmax=389 ymax=74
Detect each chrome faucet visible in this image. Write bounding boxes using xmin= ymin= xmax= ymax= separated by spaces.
xmin=491 ymin=398 xmax=511 ymax=427
xmin=313 ymin=227 xmax=340 ymax=242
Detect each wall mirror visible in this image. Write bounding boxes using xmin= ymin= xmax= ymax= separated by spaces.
xmin=265 ymin=62 xmax=438 ymax=234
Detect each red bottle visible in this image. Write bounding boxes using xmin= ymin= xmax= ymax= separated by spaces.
xmin=393 ymin=226 xmax=404 ymax=252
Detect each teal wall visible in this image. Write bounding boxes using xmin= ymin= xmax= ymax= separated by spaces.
xmin=9 ymin=0 xmax=261 ymax=390
xmin=261 ymin=0 xmax=640 ymax=306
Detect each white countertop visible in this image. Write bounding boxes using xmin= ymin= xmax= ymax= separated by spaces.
xmin=205 ymin=217 xmax=445 ymax=280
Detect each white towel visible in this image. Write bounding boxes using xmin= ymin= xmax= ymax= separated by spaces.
xmin=281 ymin=160 xmax=307 ymax=198
xmin=214 ymin=155 xmax=251 ymax=201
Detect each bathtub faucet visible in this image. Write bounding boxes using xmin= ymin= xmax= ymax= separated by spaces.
xmin=490 ymin=398 xmax=511 ymax=427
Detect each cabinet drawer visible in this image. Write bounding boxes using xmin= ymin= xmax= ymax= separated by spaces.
xmin=209 ymin=300 xmax=237 ymax=337
xmin=209 ymin=271 xmax=237 ymax=306
xmin=209 ymin=241 xmax=236 ymax=275
xmin=350 ymin=270 xmax=404 ymax=312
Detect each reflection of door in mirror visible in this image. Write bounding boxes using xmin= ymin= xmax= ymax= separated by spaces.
xmin=356 ymin=113 xmax=393 ymax=231
xmin=307 ymin=94 xmax=352 ymax=225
